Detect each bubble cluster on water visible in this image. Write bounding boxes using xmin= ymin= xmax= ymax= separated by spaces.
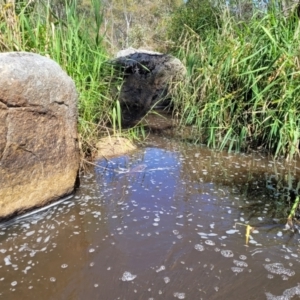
xmin=266 ymin=284 xmax=300 ymax=299
xmin=239 ymin=255 xmax=247 ymax=260
xmin=264 ymin=263 xmax=295 ymax=277
xmin=194 ymin=244 xmax=204 ymax=252
xmin=221 ymin=250 xmax=234 ymax=258
xmin=156 ymin=265 xmax=165 ymax=273
xmin=121 ymin=271 xmax=137 ymax=282
xmin=164 ymin=277 xmax=170 ymax=284
xmin=233 ymin=260 xmax=248 ymax=268
xmin=173 ymin=292 xmax=186 ymax=299
xmin=61 ymin=264 xmax=68 ymax=269
xmin=231 ymin=267 xmax=244 ymax=273
xmin=205 ymin=240 xmax=215 ymax=246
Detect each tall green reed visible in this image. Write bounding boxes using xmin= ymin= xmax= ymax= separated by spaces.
xmin=171 ymin=8 xmax=300 ymax=159
xmin=0 ymin=0 xmax=118 ymax=156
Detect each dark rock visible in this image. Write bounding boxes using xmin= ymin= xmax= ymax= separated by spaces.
xmin=112 ymin=48 xmax=186 ymax=126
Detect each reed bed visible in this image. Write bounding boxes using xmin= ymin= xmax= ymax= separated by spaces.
xmin=171 ymin=8 xmax=300 ymax=160
xmin=1 ymin=1 xmax=300 ymax=160
xmin=0 ymin=0 xmax=119 ymax=156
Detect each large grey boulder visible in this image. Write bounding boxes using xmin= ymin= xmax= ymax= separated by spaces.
xmin=113 ymin=48 xmax=186 ymax=126
xmin=0 ymin=52 xmax=80 ymax=220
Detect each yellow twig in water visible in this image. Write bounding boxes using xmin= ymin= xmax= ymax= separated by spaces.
xmin=245 ymin=225 xmax=252 ymax=245
xmin=235 ymin=222 xmax=253 ymax=245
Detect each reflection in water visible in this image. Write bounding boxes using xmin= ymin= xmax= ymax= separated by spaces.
xmin=0 ymin=136 xmax=300 ymax=299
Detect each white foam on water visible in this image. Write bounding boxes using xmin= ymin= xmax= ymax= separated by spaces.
xmin=208 ymin=233 xmax=218 ymax=236
xmin=231 ymin=267 xmax=244 ymax=273
xmin=249 ymin=239 xmax=259 ymax=245
xmin=26 ymin=231 xmax=35 ymax=237
xmin=264 ymin=263 xmax=295 ymax=277
xmin=4 ymin=255 xmax=11 ymax=265
xmin=239 ymin=255 xmax=247 ymax=260
xmin=11 ymin=281 xmax=17 ymax=286
xmin=194 ymin=244 xmax=204 ymax=252
xmin=233 ymin=260 xmax=248 ymax=267
xmin=221 ymin=250 xmax=234 ymax=258
xmin=61 ymin=264 xmax=68 ymax=269
xmin=205 ymin=240 xmax=215 ymax=246
xmin=121 ymin=271 xmax=137 ymax=282
xmin=156 ymin=265 xmax=165 ymax=272
xmin=164 ymin=277 xmax=170 ymax=284
xmin=198 ymin=232 xmax=207 ymax=236
xmin=226 ymin=229 xmax=239 ymax=234
xmin=173 ymin=292 xmax=186 ymax=299
xmin=265 ymin=284 xmax=300 ymax=300
xmin=22 ymin=266 xmax=31 ymax=274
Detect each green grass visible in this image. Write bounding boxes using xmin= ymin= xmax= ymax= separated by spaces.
xmin=1 ymin=1 xmax=300 ymax=161
xmin=169 ymin=7 xmax=300 ymax=159
xmin=0 ymin=0 xmax=120 ymax=157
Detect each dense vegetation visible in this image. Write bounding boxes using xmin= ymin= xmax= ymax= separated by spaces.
xmin=1 ymin=0 xmax=300 ymax=160
xmin=0 ymin=0 xmax=117 ymax=156
xmin=170 ymin=0 xmax=300 ymax=160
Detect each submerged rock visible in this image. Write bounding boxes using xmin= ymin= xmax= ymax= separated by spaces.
xmin=95 ymin=136 xmax=136 ymax=159
xmin=112 ymin=48 xmax=186 ymax=127
xmin=0 ymin=52 xmax=80 ymax=219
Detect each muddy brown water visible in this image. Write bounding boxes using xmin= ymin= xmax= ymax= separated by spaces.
xmin=1 ymin=136 xmax=300 ymax=300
